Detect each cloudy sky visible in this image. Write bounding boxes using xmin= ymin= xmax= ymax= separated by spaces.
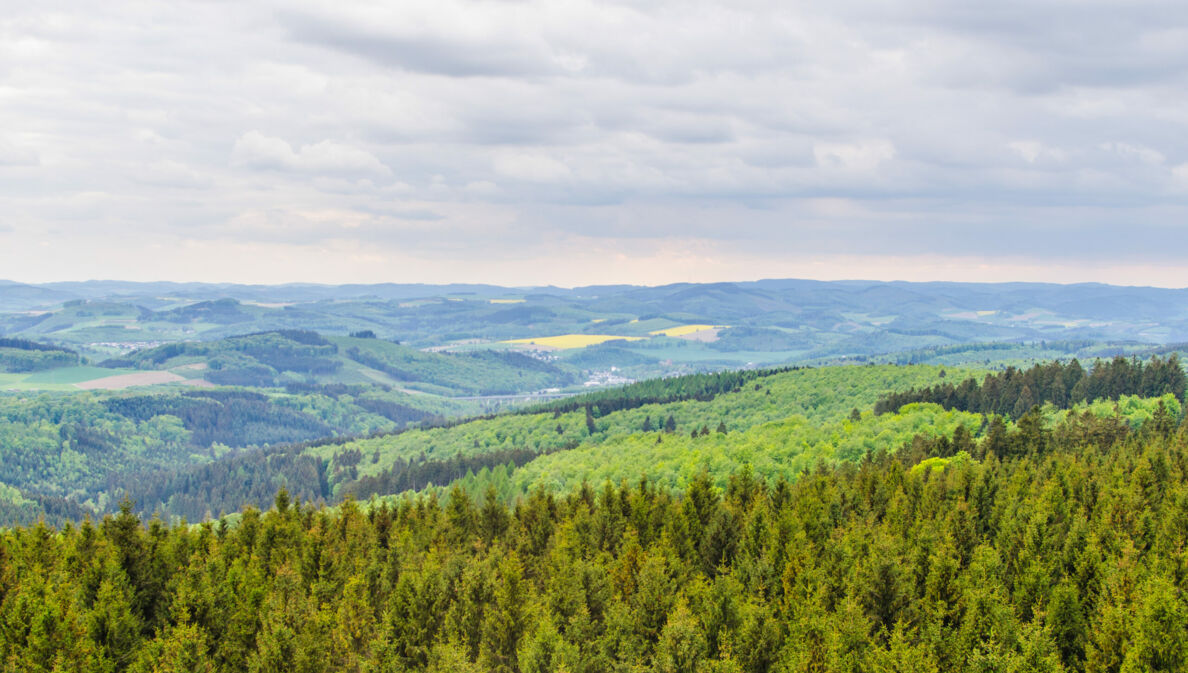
xmin=3 ymin=0 xmax=1188 ymax=287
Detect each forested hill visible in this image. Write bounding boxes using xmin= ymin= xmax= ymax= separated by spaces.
xmin=3 ymin=396 xmax=1188 ymax=671
xmin=111 ymin=365 xmax=963 ymax=520
xmin=100 ymin=355 xmax=1184 ymax=523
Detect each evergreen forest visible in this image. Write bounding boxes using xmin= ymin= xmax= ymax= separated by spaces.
xmin=4 ymin=403 xmax=1188 ymax=672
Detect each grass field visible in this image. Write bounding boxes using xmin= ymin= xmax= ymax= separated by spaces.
xmin=24 ymin=366 xmax=133 ymax=384
xmin=0 ymin=366 xmax=146 ymax=391
xmin=504 ymin=334 xmax=645 ymax=349
xmin=649 ymin=324 xmax=722 ymax=337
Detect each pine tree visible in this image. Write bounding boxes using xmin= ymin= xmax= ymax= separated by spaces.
xmin=480 ymin=556 xmax=528 ymax=673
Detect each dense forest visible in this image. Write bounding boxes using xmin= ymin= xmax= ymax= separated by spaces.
xmin=874 ymin=356 xmax=1186 ymax=418
xmin=3 ymin=405 xmax=1187 ymax=672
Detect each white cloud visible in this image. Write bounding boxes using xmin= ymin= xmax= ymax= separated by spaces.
xmin=0 ymin=138 xmax=39 ymax=166
xmin=1008 ymin=140 xmax=1066 ymax=164
xmin=1101 ymin=141 xmax=1164 ymax=165
xmin=492 ymin=152 xmax=572 ymax=183
xmin=1173 ymin=163 xmax=1188 ymax=187
xmin=813 ymin=141 xmax=896 ymax=172
xmin=231 ymin=131 xmax=391 ymax=178
xmin=134 ymin=160 xmax=210 ymax=188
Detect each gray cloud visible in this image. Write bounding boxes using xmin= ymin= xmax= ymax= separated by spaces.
xmin=2 ymin=0 xmax=1188 ymax=285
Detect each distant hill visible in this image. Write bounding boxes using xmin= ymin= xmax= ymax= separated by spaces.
xmin=5 ymin=279 xmax=1188 ymax=379
xmin=98 ymin=330 xmax=579 ymax=396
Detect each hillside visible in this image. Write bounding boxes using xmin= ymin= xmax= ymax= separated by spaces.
xmin=0 ymin=383 xmax=471 ymax=525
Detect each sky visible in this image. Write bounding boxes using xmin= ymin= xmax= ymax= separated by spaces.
xmin=2 ymin=0 xmax=1188 ymax=288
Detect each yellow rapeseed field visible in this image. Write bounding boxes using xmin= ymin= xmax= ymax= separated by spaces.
xmin=504 ymin=334 xmax=644 ymax=349
xmin=648 ymin=324 xmax=722 ymax=337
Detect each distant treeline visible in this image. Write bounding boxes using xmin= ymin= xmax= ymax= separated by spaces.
xmin=875 ymin=355 xmax=1186 ymax=417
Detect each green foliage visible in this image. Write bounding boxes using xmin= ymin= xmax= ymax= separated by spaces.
xmin=505 ymin=402 xmax=984 ymax=495
xmin=311 ymin=365 xmax=966 ymax=486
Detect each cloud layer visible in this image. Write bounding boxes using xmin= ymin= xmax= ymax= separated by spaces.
xmin=2 ymin=0 xmax=1187 ymax=286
